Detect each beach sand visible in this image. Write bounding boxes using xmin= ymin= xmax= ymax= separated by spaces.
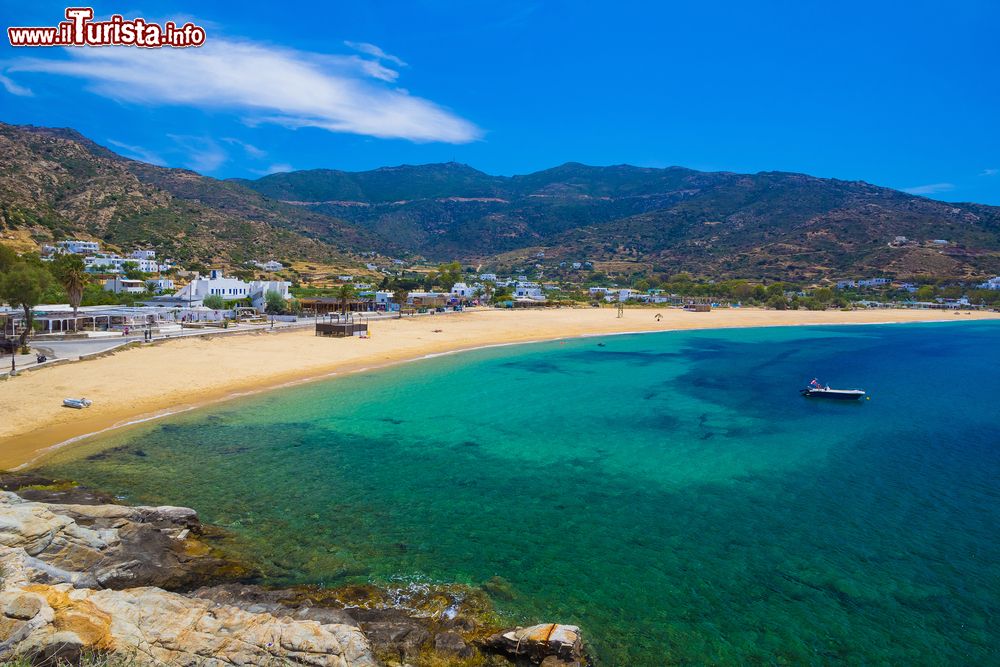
xmin=1 ymin=306 xmax=996 ymax=469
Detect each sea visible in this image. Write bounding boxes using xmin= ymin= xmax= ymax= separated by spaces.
xmin=37 ymin=321 xmax=1000 ymax=665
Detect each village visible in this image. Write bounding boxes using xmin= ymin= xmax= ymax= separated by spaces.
xmin=2 ymin=236 xmax=1000 ymax=378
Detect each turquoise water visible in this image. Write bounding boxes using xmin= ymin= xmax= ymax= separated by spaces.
xmin=39 ymin=322 xmax=1000 ymax=665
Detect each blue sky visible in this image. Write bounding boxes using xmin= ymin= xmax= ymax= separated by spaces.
xmin=1 ymin=0 xmax=998 ymax=203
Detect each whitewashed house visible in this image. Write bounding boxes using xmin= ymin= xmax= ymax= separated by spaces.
xmin=103 ymin=277 xmax=147 ymax=294
xmin=146 ymin=278 xmax=175 ymax=294
xmin=130 ymin=249 xmax=157 ymax=260
xmin=479 ymin=273 xmax=497 ymax=282
xmin=977 ymin=276 xmax=1000 ymax=290
xmin=173 ymin=269 xmax=291 ymax=310
xmin=450 ymin=282 xmax=476 ymax=299
xmin=57 ymin=240 xmax=100 ymax=254
xmin=513 ymin=282 xmax=545 ymax=301
xmin=85 ymin=254 xmax=158 ymax=273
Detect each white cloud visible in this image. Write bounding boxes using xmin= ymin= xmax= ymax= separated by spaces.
xmin=5 ymin=38 xmax=479 ymax=143
xmin=222 ymin=137 xmax=266 ymax=159
xmin=0 ymin=73 xmax=32 ymax=97
xmin=105 ymin=139 xmax=166 ymax=166
xmin=902 ymin=182 xmax=955 ymax=195
xmin=167 ymin=135 xmax=228 ymax=173
xmin=344 ymin=41 xmax=407 ymax=67
xmin=980 ymin=168 xmax=998 ymax=177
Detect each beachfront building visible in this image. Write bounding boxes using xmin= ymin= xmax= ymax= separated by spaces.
xmin=408 ymin=291 xmax=450 ymax=308
xmin=513 ymin=282 xmax=546 ymax=301
xmin=56 ymin=240 xmax=100 ymax=254
xmin=172 ymin=269 xmax=291 ymax=310
xmin=103 ymin=277 xmax=147 ymax=294
xmin=450 ymin=282 xmax=476 ymax=300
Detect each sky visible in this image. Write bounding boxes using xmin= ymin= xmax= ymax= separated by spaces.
xmin=1 ymin=0 xmax=998 ymax=203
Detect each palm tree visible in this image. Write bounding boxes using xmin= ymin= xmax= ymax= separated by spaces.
xmin=336 ymin=284 xmax=357 ymax=314
xmin=51 ymin=254 xmax=88 ymax=330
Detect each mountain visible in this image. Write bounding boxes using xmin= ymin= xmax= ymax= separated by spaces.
xmin=243 ymin=162 xmax=1000 ymax=280
xmin=0 ymin=123 xmax=377 ymax=266
xmin=2 ymin=121 xmax=999 ymax=281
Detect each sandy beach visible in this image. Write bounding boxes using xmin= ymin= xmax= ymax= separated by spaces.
xmin=1 ymin=306 xmax=996 ymax=469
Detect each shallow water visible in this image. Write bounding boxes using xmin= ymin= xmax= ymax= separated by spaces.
xmin=39 ymin=322 xmax=1000 ymax=665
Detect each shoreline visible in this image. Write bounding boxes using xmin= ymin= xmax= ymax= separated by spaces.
xmin=4 ymin=307 xmax=998 ymax=470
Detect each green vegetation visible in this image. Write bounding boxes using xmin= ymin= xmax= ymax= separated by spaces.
xmin=265 ymin=290 xmax=287 ymax=314
xmin=202 ymin=294 xmax=226 ymax=310
xmin=50 ymin=253 xmax=88 ymax=320
xmin=0 ymin=260 xmax=51 ymax=348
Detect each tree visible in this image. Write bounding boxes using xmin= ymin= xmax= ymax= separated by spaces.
xmin=812 ymin=287 xmax=834 ymax=304
xmin=393 ymin=286 xmax=409 ymax=318
xmin=492 ymin=286 xmax=514 ymax=304
xmin=0 ymin=262 xmax=52 ymax=349
xmin=50 ymin=254 xmax=88 ymax=326
xmin=915 ymin=285 xmax=935 ymax=301
xmin=0 ymin=244 xmax=17 ymax=273
xmin=122 ymin=261 xmax=145 ymax=280
xmin=335 ymin=284 xmax=357 ymax=314
xmin=767 ymin=294 xmax=789 ymax=310
xmin=265 ymin=290 xmax=286 ymax=314
xmin=203 ymin=294 xmax=226 ymax=310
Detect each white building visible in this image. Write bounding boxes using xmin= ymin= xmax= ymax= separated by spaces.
xmin=857 ymin=278 xmax=891 ymax=287
xmin=146 ymin=278 xmax=175 ymax=294
xmin=479 ymin=273 xmax=497 ymax=282
xmin=103 ymin=277 xmax=147 ymax=294
xmin=85 ymin=254 xmax=158 ymax=273
xmin=130 ymin=249 xmax=157 ymax=260
xmin=173 ymin=269 xmax=291 ymax=310
xmin=255 ymin=260 xmax=284 ymax=271
xmin=450 ymin=282 xmax=476 ymax=299
xmin=365 ymin=263 xmax=378 ymax=270
xmin=513 ymin=282 xmax=545 ymax=301
xmin=978 ymin=276 xmax=1000 ymax=290
xmin=57 ymin=240 xmax=100 ymax=254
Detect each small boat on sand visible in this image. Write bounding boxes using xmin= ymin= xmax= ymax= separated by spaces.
xmin=63 ymin=398 xmax=92 ymax=409
xmin=800 ymin=379 xmax=866 ymax=400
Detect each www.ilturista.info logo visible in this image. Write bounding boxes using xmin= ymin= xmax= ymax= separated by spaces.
xmin=8 ymin=7 xmax=206 ymax=48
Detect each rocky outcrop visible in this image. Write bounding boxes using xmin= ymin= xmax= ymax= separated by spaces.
xmin=0 ymin=490 xmax=247 ymax=590
xmin=0 ymin=546 xmax=376 ymax=666
xmin=486 ymin=624 xmax=584 ymax=667
xmin=0 ymin=490 xmax=375 ymax=665
xmin=0 ymin=481 xmax=588 ymax=666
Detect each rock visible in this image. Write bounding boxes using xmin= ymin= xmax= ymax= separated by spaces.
xmin=0 ymin=571 xmax=378 ymax=666
xmin=4 ymin=593 xmax=42 ymax=620
xmin=32 ymin=629 xmax=84 ymax=664
xmin=486 ymin=623 xmax=584 ymax=665
xmin=0 ymin=491 xmax=250 ymax=590
xmin=434 ymin=631 xmax=472 ymax=657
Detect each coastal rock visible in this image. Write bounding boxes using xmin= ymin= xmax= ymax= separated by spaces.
xmin=0 ymin=491 xmax=248 ymax=590
xmin=486 ymin=623 xmax=584 ymax=665
xmin=0 ymin=485 xmax=590 ymax=666
xmin=0 ymin=545 xmax=377 ymax=666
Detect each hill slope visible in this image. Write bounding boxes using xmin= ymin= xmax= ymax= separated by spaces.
xmin=0 ymin=123 xmax=376 ymax=266
xmin=244 ymin=163 xmax=1000 ymax=280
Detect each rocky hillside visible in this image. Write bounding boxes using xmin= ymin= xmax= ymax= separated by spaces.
xmin=0 ymin=123 xmax=378 ymax=267
xmin=243 ymin=163 xmax=1000 ymax=280
xmin=3 ymin=121 xmax=999 ymax=280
